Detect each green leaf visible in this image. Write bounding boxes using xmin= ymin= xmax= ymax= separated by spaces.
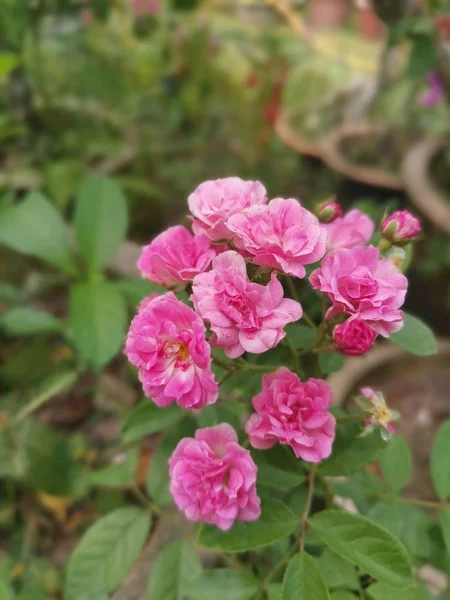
xmin=1 ymin=307 xmax=61 ymax=336
xmin=0 ymin=579 xmax=13 ymax=600
xmin=70 ymin=281 xmax=127 ymax=370
xmin=316 ymin=549 xmax=359 ymax=590
xmin=146 ymin=540 xmax=202 ymax=600
xmin=330 ymin=593 xmax=357 ymax=600
xmin=0 ymin=192 xmax=76 ymax=274
xmin=431 ymin=421 xmax=450 ymax=500
xmin=122 ymin=401 xmax=185 ymax=444
xmin=77 ymin=592 xmax=109 ymax=600
xmin=267 ymin=584 xmax=283 ymax=600
xmin=439 ymin=510 xmax=450 ymax=556
xmin=197 ymin=499 xmax=299 ymax=553
xmin=282 ymin=552 xmax=330 ymax=600
xmin=319 ymin=353 xmax=345 ymax=374
xmin=319 ymin=424 xmax=385 ymax=476
xmin=0 ymin=53 xmax=19 ymax=81
xmin=380 ymin=436 xmax=412 ymax=492
xmin=115 ymin=279 xmax=164 ymax=309
xmin=74 ymin=176 xmax=128 ymax=271
xmin=89 ymin=448 xmax=139 ymax=489
xmin=407 ymin=36 xmax=436 ymax=80
xmin=367 ymin=582 xmax=431 ymax=600
xmin=285 ymin=324 xmax=317 ymax=349
xmin=65 ymin=507 xmax=151 ymax=600
xmin=44 ymin=160 xmax=83 ymax=210
xmin=308 ymin=510 xmax=412 ymax=587
xmin=188 ymin=569 xmax=258 ymax=600
xmin=252 ymin=446 xmax=305 ymax=491
xmin=390 ymin=313 xmax=437 ymax=356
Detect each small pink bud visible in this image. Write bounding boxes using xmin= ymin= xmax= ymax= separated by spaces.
xmin=333 ymin=318 xmax=377 ymax=356
xmin=314 ymin=199 xmax=343 ymax=223
xmin=380 ymin=210 xmax=421 ymax=245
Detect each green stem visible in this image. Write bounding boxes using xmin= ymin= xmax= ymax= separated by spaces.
xmin=336 ymin=413 xmax=367 ymax=423
xmin=212 ymin=357 xmax=236 ymax=372
xmin=239 ymin=361 xmax=280 ymax=372
xmin=367 ymin=491 xmax=450 ymax=511
xmin=302 ymin=311 xmax=317 ymax=329
xmin=257 ymin=544 xmax=298 ymax=599
xmin=300 ymin=464 xmax=317 ymax=552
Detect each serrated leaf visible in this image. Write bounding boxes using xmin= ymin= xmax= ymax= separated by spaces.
xmin=282 ymin=552 xmax=330 ymax=600
xmin=197 ymin=499 xmax=298 ymax=553
xmin=380 ymin=436 xmax=412 ymax=492
xmin=122 ymin=401 xmax=185 ymax=444
xmin=390 ymin=313 xmax=437 ymax=356
xmin=431 ymin=421 xmax=450 ymax=500
xmin=188 ymin=569 xmax=258 ymax=600
xmin=308 ymin=510 xmax=412 ymax=587
xmin=1 ymin=307 xmax=61 ymax=336
xmin=0 ymin=192 xmax=76 ymax=274
xmin=316 ymin=549 xmax=359 ymax=590
xmin=65 ymin=507 xmax=151 ymax=600
xmin=70 ymin=281 xmax=127 ymax=370
xmin=74 ymin=176 xmax=128 ymax=271
xmin=319 ymin=424 xmax=385 ymax=476
xmin=147 ymin=540 xmax=202 ymax=600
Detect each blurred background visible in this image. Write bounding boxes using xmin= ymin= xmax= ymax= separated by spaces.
xmin=0 ymin=0 xmax=450 ymax=597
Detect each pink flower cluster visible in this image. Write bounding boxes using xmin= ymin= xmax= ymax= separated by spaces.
xmin=169 ymin=424 xmax=261 ymax=531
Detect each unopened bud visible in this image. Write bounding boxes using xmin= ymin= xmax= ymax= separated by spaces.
xmin=314 ymin=199 xmax=342 ymax=223
xmin=380 ymin=210 xmax=421 ymax=245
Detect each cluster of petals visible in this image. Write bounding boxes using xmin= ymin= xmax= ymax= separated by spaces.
xmin=227 ymin=198 xmax=327 ymax=278
xmin=124 ymin=292 xmax=218 ymax=409
xmin=322 ymin=209 xmax=374 ymax=253
xmin=333 ymin=318 xmax=378 ymax=356
xmin=310 ymin=246 xmax=407 ymax=336
xmin=188 ymin=177 xmax=267 ymax=241
xmin=245 ymin=368 xmax=336 ymax=463
xmin=137 ymin=225 xmax=217 ymax=287
xmin=356 ymin=387 xmax=399 ymax=440
xmin=191 ymin=251 xmax=302 ymax=358
xmin=380 ymin=210 xmax=421 ymax=244
xmin=169 ymin=424 xmax=261 ymax=531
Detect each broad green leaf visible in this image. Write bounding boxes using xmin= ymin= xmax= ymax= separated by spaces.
xmin=330 ymin=593 xmax=356 ymax=600
xmin=77 ymin=592 xmax=109 ymax=600
xmin=252 ymin=446 xmax=305 ymax=491
xmin=438 ymin=510 xmax=450 ymax=556
xmin=390 ymin=313 xmax=437 ymax=356
xmin=65 ymin=507 xmax=151 ymax=600
xmin=115 ymin=279 xmax=164 ymax=309
xmin=70 ymin=281 xmax=127 ymax=370
xmin=319 ymin=353 xmax=345 ymax=374
xmin=197 ymin=499 xmax=299 ymax=553
xmin=1 ymin=307 xmax=61 ymax=336
xmin=44 ymin=160 xmax=83 ymax=210
xmin=319 ymin=424 xmax=385 ymax=476
xmin=267 ymin=584 xmax=283 ymax=600
xmin=316 ymin=549 xmax=359 ymax=590
xmin=74 ymin=176 xmax=128 ymax=271
xmin=0 ymin=580 xmax=13 ymax=600
xmin=380 ymin=436 xmax=412 ymax=492
xmin=188 ymin=569 xmax=258 ymax=600
xmin=282 ymin=552 xmax=330 ymax=600
xmin=89 ymin=448 xmax=139 ymax=488
xmin=147 ymin=540 xmax=202 ymax=600
xmin=122 ymin=401 xmax=185 ymax=444
xmin=431 ymin=421 xmax=450 ymax=499
xmin=309 ymin=510 xmax=412 ymax=587
xmin=0 ymin=192 xmax=76 ymax=274
xmin=285 ymin=323 xmax=317 ymax=349
xmin=367 ymin=581 xmax=431 ymax=600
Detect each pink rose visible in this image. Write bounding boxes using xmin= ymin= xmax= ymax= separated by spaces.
xmin=191 ymin=251 xmax=302 ymax=358
xmin=323 ymin=209 xmax=374 ymax=252
xmin=380 ymin=210 xmax=421 ymax=244
xmin=137 ymin=225 xmax=217 ymax=287
xmin=227 ymin=198 xmax=327 ymax=278
xmin=169 ymin=423 xmax=261 ymax=531
xmin=245 ymin=368 xmax=335 ymax=463
xmin=310 ymin=246 xmax=407 ymax=336
xmin=333 ymin=318 xmax=378 ymax=356
xmin=314 ymin=198 xmax=343 ymax=223
xmin=124 ymin=292 xmax=218 ymax=409
xmin=188 ymin=177 xmax=267 ymax=241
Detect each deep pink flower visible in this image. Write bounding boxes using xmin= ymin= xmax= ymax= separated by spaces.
xmin=380 ymin=210 xmax=421 ymax=245
xmin=169 ymin=424 xmax=261 ymax=531
xmin=245 ymin=368 xmax=335 ymax=463
xmin=191 ymin=251 xmax=302 ymax=358
xmin=314 ymin=199 xmax=342 ymax=223
xmin=333 ymin=318 xmax=378 ymax=356
xmin=310 ymin=246 xmax=407 ymax=336
xmin=322 ymin=209 xmax=374 ymax=252
xmin=137 ymin=225 xmax=217 ymax=287
xmin=188 ymin=177 xmax=267 ymax=241
xmin=227 ymin=198 xmax=326 ymax=278
xmin=124 ymin=292 xmax=218 ymax=409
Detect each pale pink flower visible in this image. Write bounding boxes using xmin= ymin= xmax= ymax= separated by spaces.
xmin=124 ymin=292 xmax=218 ymax=409
xmin=191 ymin=251 xmax=302 ymax=358
xmin=188 ymin=177 xmax=267 ymax=241
xmin=333 ymin=318 xmax=378 ymax=356
xmin=356 ymin=387 xmax=399 ymax=440
xmin=227 ymin=198 xmax=326 ymax=278
xmin=245 ymin=368 xmax=335 ymax=463
xmin=380 ymin=210 xmax=421 ymax=245
xmin=310 ymin=246 xmax=407 ymax=336
xmin=314 ymin=198 xmax=342 ymax=223
xmin=169 ymin=424 xmax=261 ymax=531
xmin=323 ymin=209 xmax=374 ymax=252
xmin=137 ymin=225 xmax=217 ymax=287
